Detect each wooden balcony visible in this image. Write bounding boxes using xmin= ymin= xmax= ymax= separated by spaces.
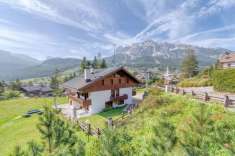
xmin=110 ymin=94 xmax=128 ymax=101
xmin=68 ymin=95 xmax=91 ymax=110
xmin=77 ymin=98 xmax=91 ymax=110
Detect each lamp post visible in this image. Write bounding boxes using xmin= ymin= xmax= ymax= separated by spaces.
xmin=164 ymin=66 xmax=172 ymax=93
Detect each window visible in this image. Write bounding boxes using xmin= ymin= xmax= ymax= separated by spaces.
xmin=119 ymin=79 xmax=121 ymax=84
xmin=126 ymin=78 xmax=129 ymax=84
xmin=102 ymin=80 xmax=105 ymax=85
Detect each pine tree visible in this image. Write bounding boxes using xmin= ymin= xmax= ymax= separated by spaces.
xmin=181 ymin=49 xmax=199 ymax=78
xmin=10 ymin=79 xmax=22 ymax=91
xmin=92 ymin=56 xmax=98 ymax=69
xmin=100 ymin=59 xmax=107 ymax=69
xmin=37 ymin=106 xmax=82 ymax=154
xmin=37 ymin=106 xmax=55 ymax=153
xmin=50 ymin=69 xmax=61 ymax=100
xmin=10 ymin=146 xmax=26 ymax=156
xmin=80 ymin=57 xmax=87 ymax=72
xmin=98 ymin=128 xmax=134 ymax=156
xmin=151 ymin=116 xmax=177 ymax=155
xmin=0 ymin=81 xmax=5 ymax=95
xmin=27 ymin=141 xmax=43 ymax=156
xmin=180 ymin=104 xmax=214 ymax=156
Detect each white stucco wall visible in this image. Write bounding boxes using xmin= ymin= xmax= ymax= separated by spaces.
xmin=119 ymin=87 xmax=133 ymax=104
xmin=89 ymin=90 xmax=111 ymax=114
xmin=223 ymin=62 xmax=235 ymax=68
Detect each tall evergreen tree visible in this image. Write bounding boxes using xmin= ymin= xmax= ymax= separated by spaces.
xmin=0 ymin=81 xmax=5 ymax=95
xmin=37 ymin=106 xmax=55 ymax=153
xmin=27 ymin=141 xmax=43 ymax=156
xmin=92 ymin=56 xmax=98 ymax=69
xmin=151 ymin=116 xmax=177 ymax=155
xmin=80 ymin=57 xmax=87 ymax=72
xmin=100 ymin=59 xmax=107 ymax=69
xmin=181 ymin=49 xmax=199 ymax=78
xmin=180 ymin=104 xmax=214 ymax=156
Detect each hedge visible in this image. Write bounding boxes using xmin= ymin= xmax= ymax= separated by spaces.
xmin=212 ymin=69 xmax=235 ymax=93
xmin=177 ymin=78 xmax=212 ymax=87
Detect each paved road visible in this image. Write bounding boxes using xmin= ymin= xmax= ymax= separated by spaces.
xmin=180 ymin=86 xmax=235 ymax=112
xmin=180 ymin=86 xmax=235 ymax=100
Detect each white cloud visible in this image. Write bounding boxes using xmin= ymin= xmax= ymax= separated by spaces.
xmin=0 ymin=0 xmax=113 ymax=32
xmin=199 ymin=0 xmax=235 ymax=16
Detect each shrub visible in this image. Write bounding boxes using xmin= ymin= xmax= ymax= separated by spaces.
xmin=177 ymin=78 xmax=212 ymax=87
xmin=212 ymin=69 xmax=235 ymax=93
xmin=2 ymin=90 xmax=21 ymax=99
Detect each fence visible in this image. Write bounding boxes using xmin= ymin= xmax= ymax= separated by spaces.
xmin=73 ymin=103 xmax=140 ymax=137
xmin=74 ymin=119 xmax=102 ymax=137
xmin=158 ymin=86 xmax=235 ymax=107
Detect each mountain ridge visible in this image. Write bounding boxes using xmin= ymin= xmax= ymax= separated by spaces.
xmin=106 ymin=40 xmax=229 ymax=69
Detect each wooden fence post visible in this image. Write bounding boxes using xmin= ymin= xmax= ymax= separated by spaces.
xmin=204 ymin=92 xmax=210 ymax=101
xmin=87 ymin=123 xmax=91 ymax=135
xmin=176 ymin=88 xmax=179 ymax=94
xmin=224 ymin=95 xmax=230 ymax=107
xmin=107 ymin=117 xmax=113 ymax=128
xmin=97 ymin=128 xmax=101 ymax=136
xmin=182 ymin=89 xmax=186 ymax=95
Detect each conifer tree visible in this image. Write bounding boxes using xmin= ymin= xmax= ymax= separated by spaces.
xmin=0 ymin=81 xmax=5 ymax=95
xmin=181 ymin=49 xmax=198 ymax=78
xmin=100 ymin=59 xmax=107 ymax=69
xmin=27 ymin=141 xmax=43 ymax=156
xmin=80 ymin=57 xmax=87 ymax=72
xmin=10 ymin=146 xmax=25 ymax=156
xmin=92 ymin=56 xmax=98 ymax=69
xmin=151 ymin=116 xmax=177 ymax=155
xmin=180 ymin=104 xmax=214 ymax=156
xmin=37 ymin=106 xmax=55 ymax=153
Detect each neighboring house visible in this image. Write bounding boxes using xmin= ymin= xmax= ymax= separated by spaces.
xmin=219 ymin=52 xmax=235 ymax=69
xmin=62 ymin=66 xmax=141 ymax=114
xmin=20 ymin=85 xmax=53 ymax=97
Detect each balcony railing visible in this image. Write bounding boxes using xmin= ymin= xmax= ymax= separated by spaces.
xmin=68 ymin=95 xmax=91 ymax=110
xmin=110 ymin=94 xmax=128 ymax=101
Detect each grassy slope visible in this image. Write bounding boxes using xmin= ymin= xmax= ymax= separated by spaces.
xmin=116 ymin=92 xmax=235 ymax=155
xmin=80 ymin=107 xmax=125 ymax=129
xmin=0 ymin=97 xmax=67 ymax=156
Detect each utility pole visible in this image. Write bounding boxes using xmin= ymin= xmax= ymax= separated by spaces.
xmin=112 ymin=44 xmax=116 ymax=67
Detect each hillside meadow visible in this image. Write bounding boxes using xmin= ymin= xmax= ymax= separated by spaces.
xmin=0 ymin=97 xmax=67 ymax=156
xmin=1 ymin=89 xmax=235 ymax=155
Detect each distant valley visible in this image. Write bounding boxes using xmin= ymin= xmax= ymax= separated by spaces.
xmin=0 ymin=50 xmax=81 ymax=80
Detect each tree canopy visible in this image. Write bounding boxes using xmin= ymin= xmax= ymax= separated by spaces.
xmin=181 ymin=49 xmax=199 ymax=78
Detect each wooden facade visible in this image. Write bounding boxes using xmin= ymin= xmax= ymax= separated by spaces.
xmin=64 ymin=67 xmax=140 ymax=111
xmin=80 ymin=71 xmax=137 ymax=93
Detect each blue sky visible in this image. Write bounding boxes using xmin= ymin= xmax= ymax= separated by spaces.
xmin=0 ymin=0 xmax=235 ymax=60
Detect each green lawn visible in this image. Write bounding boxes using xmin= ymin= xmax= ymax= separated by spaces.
xmin=135 ymin=87 xmax=146 ymax=93
xmin=80 ymin=106 xmax=125 ymax=129
xmin=0 ymin=97 xmax=67 ymax=156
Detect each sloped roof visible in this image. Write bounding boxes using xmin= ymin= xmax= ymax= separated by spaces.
xmin=220 ymin=52 xmax=235 ymax=63
xmin=21 ymin=85 xmax=52 ymax=92
xmin=62 ymin=66 xmax=140 ymax=90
